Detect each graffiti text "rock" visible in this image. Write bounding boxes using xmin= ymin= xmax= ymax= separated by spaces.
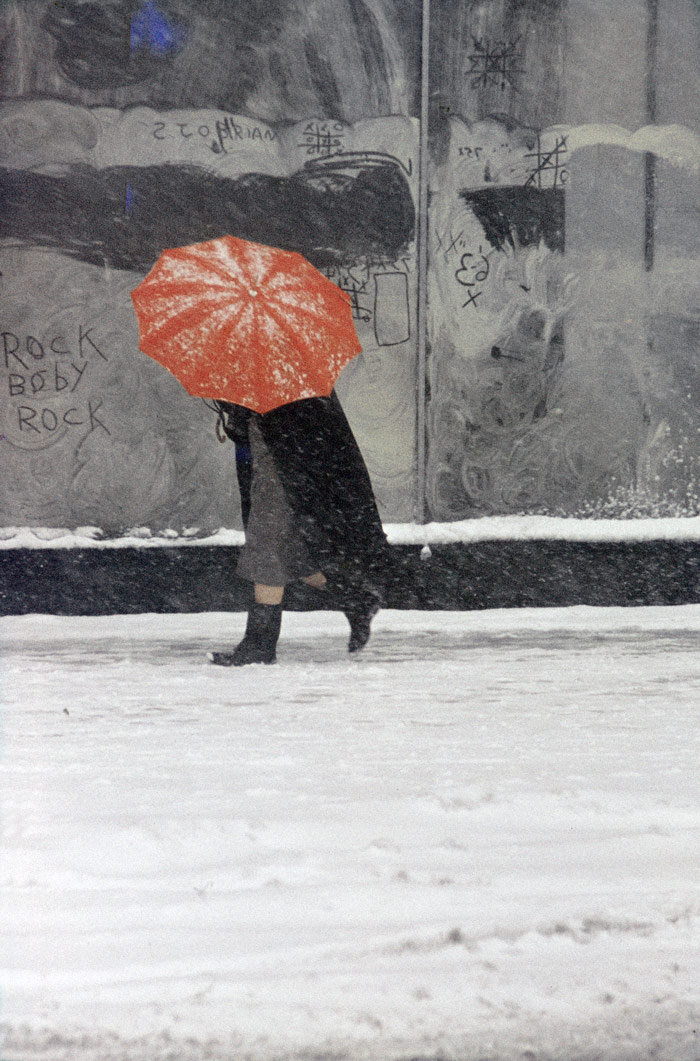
xmin=2 ymin=327 xmax=107 ymax=370
xmin=16 ymin=400 xmax=110 ymax=437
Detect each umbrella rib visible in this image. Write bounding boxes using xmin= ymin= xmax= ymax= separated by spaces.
xmin=136 ymin=289 xmax=234 ymax=337
xmin=217 ymin=238 xmax=297 ymax=290
xmin=261 ymin=259 xmax=350 ymax=311
xmin=255 ymin=257 xmax=300 ymax=294
xmin=168 ymin=244 xmax=246 ymax=289
xmin=203 ymin=299 xmax=267 ymax=399
xmin=273 ymin=287 xmax=334 ymax=324
xmin=140 ymin=297 xmax=235 ymax=351
xmin=206 ymin=298 xmax=250 ymax=366
xmin=140 ymin=278 xmax=232 ymax=303
xmin=263 ymin=303 xmax=331 ymax=390
xmin=273 ymin=273 xmax=354 ymax=324
xmin=155 ymin=298 xmax=250 ymax=395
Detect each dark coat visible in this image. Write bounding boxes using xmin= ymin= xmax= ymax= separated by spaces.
xmin=216 ymin=393 xmax=392 ymax=597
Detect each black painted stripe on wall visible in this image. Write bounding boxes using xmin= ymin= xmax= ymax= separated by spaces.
xmin=0 ymin=158 xmax=415 ymax=272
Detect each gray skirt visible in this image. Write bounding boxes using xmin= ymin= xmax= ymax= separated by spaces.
xmin=236 ymin=417 xmax=318 ymax=586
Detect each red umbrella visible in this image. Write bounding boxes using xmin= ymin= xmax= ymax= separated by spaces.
xmin=130 ymin=235 xmax=362 ymax=414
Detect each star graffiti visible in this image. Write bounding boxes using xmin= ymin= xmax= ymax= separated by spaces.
xmin=467 ymin=36 xmax=523 ymax=92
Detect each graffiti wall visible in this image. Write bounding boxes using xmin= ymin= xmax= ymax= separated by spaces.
xmin=427 ymin=0 xmax=700 ymax=520
xmin=1 ymin=0 xmax=699 ymax=531
xmin=0 ymin=0 xmax=420 ymax=531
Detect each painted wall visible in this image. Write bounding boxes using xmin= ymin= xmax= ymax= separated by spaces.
xmin=0 ymin=0 xmax=420 ymax=531
xmin=1 ymin=0 xmax=698 ymax=532
xmin=427 ymin=0 xmax=700 ymax=520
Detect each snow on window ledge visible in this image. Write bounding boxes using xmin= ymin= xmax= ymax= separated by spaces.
xmin=4 ymin=515 xmax=700 ymax=549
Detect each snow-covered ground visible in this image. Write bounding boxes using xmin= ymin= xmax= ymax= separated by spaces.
xmin=1 ymin=606 xmax=699 ymax=1061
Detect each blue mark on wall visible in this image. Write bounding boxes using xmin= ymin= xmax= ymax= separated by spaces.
xmin=130 ymin=1 xmax=186 ymax=56
xmin=126 ymin=182 xmax=137 ymax=216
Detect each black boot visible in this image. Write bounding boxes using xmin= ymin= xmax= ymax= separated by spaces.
xmin=319 ymin=581 xmax=381 ymax=653
xmin=208 ymin=603 xmax=282 ymax=666
xmin=344 ymin=586 xmax=382 ymax=653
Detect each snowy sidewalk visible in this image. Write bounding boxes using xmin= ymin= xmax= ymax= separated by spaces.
xmin=1 ymin=606 xmax=700 ymax=1061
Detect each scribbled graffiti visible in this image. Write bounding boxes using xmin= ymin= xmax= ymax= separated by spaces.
xmin=429 ymin=242 xmax=581 ymax=517
xmin=326 ymin=262 xmax=374 ymax=322
xmin=151 ymin=117 xmax=278 ymax=146
xmin=524 ymin=133 xmax=569 ymax=190
xmin=461 ymin=187 xmax=565 ymax=253
xmin=1 ymin=0 xmax=414 ymax=121
xmin=454 ymin=245 xmax=491 ymax=310
xmin=210 ymin=117 xmax=278 ymax=155
xmin=130 ymin=0 xmax=188 ymax=56
xmin=2 ymin=325 xmax=111 ymax=449
xmin=429 ymin=132 xmax=700 ymax=521
xmin=466 ymin=36 xmax=523 ymax=92
xmin=297 ymin=120 xmax=347 ymax=156
xmin=323 ymin=252 xmax=412 ymax=344
xmin=39 ymin=0 xmax=190 ymax=90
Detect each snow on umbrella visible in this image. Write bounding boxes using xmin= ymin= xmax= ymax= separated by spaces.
xmin=130 ymin=235 xmax=363 ymax=414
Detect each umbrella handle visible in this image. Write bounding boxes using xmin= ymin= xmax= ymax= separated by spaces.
xmin=216 ymin=410 xmax=229 ymax=444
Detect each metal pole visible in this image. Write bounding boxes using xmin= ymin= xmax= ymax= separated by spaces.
xmin=415 ymin=0 xmax=431 ymax=522
xmin=644 ymin=0 xmax=659 ymax=271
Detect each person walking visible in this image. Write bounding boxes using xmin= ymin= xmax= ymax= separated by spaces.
xmin=130 ymin=234 xmax=403 ymax=665
xmin=208 ymin=392 xmax=387 ymax=666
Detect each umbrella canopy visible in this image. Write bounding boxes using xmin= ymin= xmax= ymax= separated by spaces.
xmin=130 ymin=235 xmax=363 ymax=414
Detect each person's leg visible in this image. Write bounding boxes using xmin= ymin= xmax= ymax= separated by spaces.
xmin=302 ymin=572 xmax=327 ymax=590
xmin=255 ymin=583 xmax=284 ymax=604
xmin=211 ymin=417 xmax=294 ymax=667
